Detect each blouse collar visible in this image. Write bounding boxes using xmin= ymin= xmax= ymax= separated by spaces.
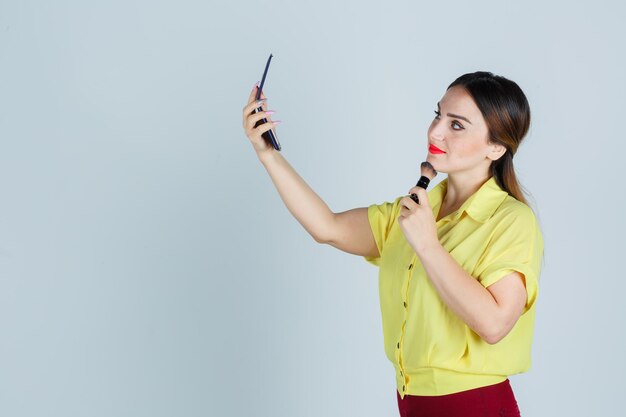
xmin=428 ymin=176 xmax=510 ymax=223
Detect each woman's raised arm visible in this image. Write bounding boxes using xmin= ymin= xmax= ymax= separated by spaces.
xmin=242 ymin=87 xmax=378 ymax=257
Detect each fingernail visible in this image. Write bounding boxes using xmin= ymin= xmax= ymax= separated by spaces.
xmin=273 ymin=120 xmax=282 ymax=125
xmin=252 ymin=80 xmax=259 ymax=89
xmin=266 ymin=110 xmax=276 ymax=115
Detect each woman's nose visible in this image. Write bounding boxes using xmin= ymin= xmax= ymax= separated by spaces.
xmin=429 ymin=125 xmax=446 ymax=140
xmin=430 ymin=132 xmax=445 ymax=142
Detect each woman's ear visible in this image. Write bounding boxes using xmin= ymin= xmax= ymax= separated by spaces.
xmin=487 ymin=142 xmax=507 ymax=161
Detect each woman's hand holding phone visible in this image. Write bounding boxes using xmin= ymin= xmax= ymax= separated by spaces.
xmin=242 ymin=84 xmax=281 ymax=158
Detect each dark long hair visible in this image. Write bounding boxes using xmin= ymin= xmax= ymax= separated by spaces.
xmin=447 ymin=71 xmax=531 ymax=205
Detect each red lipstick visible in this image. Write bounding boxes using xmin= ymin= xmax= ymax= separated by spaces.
xmin=429 ymin=144 xmax=446 ymax=154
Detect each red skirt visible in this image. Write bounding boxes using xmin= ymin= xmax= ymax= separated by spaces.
xmin=396 ymin=378 xmax=521 ymax=417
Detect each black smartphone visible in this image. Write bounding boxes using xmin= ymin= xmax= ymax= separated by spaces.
xmin=253 ymin=53 xmax=281 ymax=151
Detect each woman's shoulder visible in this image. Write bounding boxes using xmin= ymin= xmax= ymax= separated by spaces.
xmin=491 ymin=194 xmax=540 ymax=229
xmin=479 ymin=195 xmax=544 ymax=254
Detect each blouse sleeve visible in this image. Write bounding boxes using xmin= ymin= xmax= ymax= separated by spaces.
xmin=363 ymin=196 xmax=404 ymax=267
xmin=473 ymin=206 xmax=545 ymax=315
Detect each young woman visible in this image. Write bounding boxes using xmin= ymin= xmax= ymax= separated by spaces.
xmin=241 ymin=71 xmax=543 ymax=417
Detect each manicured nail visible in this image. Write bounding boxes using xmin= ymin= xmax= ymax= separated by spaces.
xmin=252 ymin=80 xmax=259 ymax=89
xmin=266 ymin=110 xmax=276 ymax=115
xmin=273 ymin=120 xmax=282 ymax=125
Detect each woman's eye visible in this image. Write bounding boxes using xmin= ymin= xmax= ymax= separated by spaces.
xmin=433 ymin=110 xmax=463 ymax=130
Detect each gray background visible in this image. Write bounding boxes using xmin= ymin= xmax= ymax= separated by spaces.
xmin=1 ymin=0 xmax=624 ymax=416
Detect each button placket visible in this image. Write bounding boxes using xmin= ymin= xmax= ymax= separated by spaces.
xmin=397 ymin=260 xmax=414 ymax=383
xmin=402 ymin=263 xmax=413 ymax=314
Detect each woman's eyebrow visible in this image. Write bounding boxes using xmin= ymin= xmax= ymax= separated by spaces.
xmin=437 ymin=102 xmax=472 ymax=125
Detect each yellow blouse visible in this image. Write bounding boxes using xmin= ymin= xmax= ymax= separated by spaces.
xmin=364 ymin=176 xmax=544 ymax=398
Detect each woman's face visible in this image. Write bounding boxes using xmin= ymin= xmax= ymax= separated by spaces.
xmin=426 ymin=85 xmax=504 ymax=175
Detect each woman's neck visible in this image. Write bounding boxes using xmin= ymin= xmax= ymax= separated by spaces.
xmin=442 ymin=172 xmax=492 ymax=213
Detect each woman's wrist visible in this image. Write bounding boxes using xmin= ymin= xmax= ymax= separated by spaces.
xmin=415 ymin=238 xmax=443 ymax=259
xmin=257 ymin=148 xmax=277 ymax=165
